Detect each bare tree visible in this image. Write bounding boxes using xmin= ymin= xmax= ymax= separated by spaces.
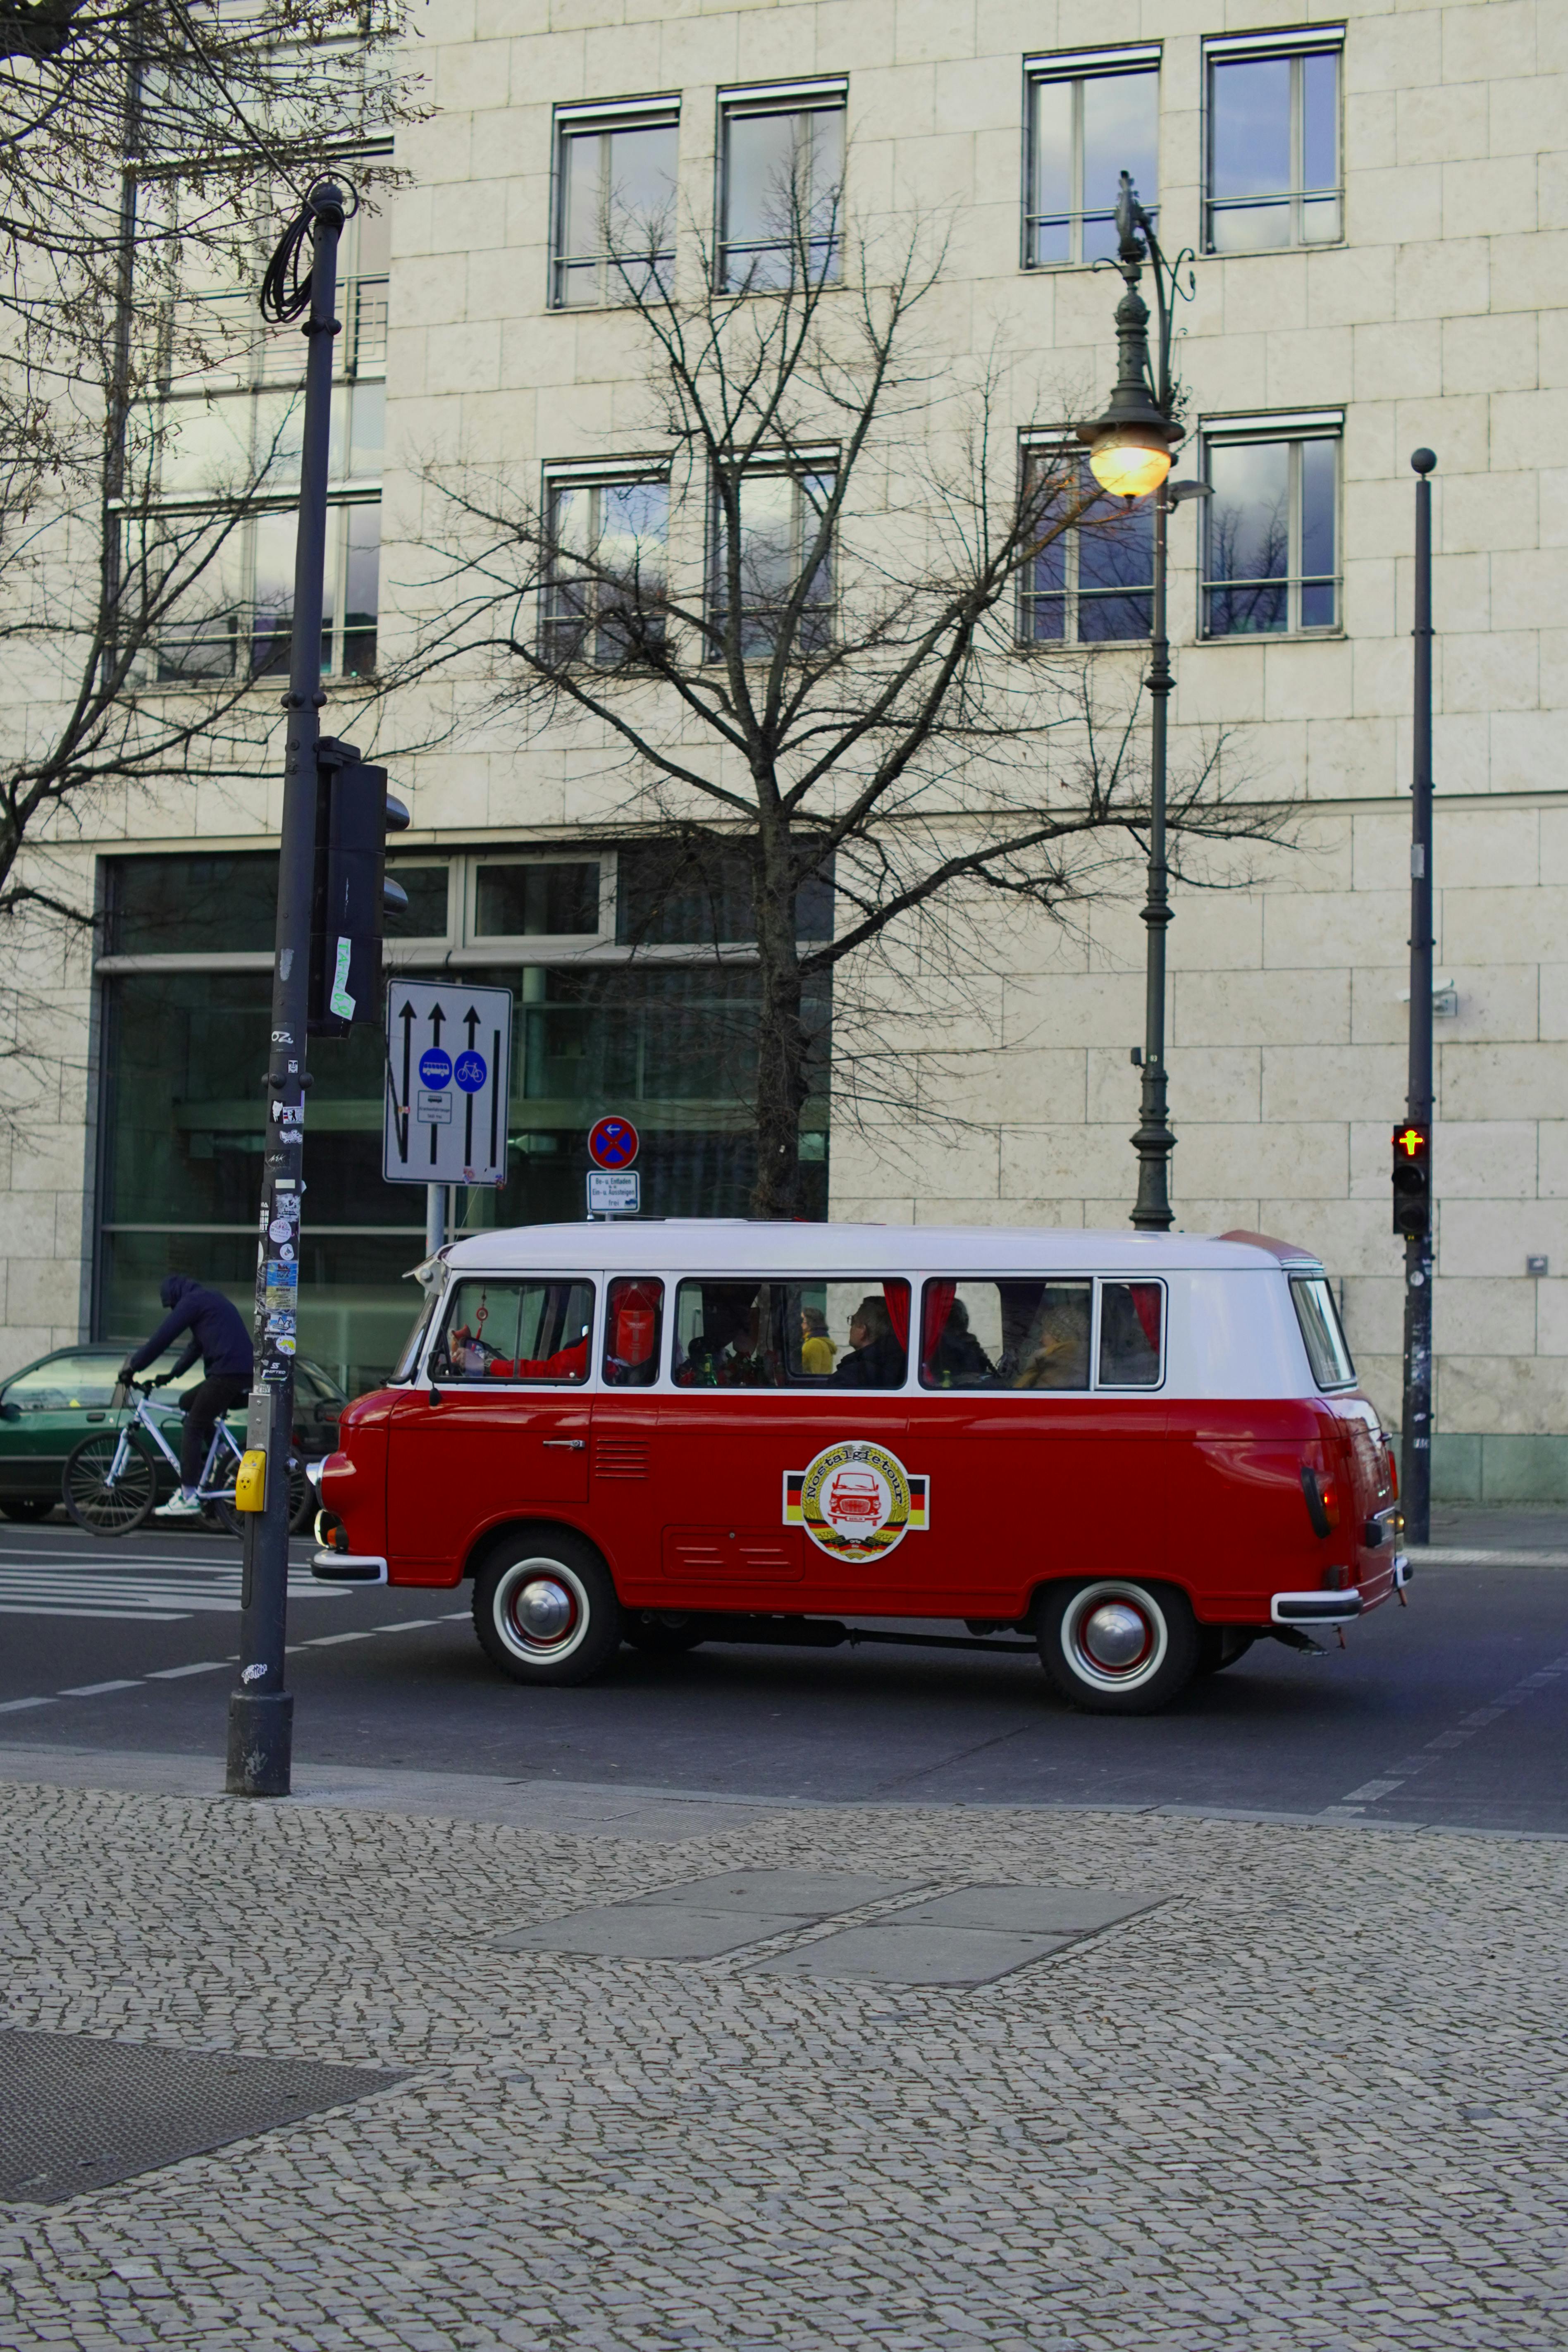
xmin=416 ymin=158 xmax=1288 ymax=1216
xmin=0 ymin=1 xmax=423 ymax=1107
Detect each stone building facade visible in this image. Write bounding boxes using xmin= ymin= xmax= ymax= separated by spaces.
xmin=2 ymin=0 xmax=1565 ymax=1494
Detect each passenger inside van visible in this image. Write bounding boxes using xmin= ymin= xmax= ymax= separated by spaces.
xmin=1014 ymin=1293 xmax=1092 ymax=1389
xmin=926 ymin=1298 xmax=994 ymax=1384
xmin=832 ymin=1296 xmax=907 ymax=1389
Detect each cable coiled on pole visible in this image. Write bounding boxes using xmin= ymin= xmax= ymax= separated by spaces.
xmin=259 ymin=179 xmax=355 ymax=325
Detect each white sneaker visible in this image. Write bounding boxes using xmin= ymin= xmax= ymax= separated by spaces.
xmin=159 ymin=1491 xmax=204 ymax=1518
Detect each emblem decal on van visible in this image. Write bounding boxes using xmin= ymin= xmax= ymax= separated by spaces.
xmin=783 ymin=1441 xmax=929 ymax=1562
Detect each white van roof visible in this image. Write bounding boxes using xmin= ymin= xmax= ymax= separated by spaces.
xmin=441 ymin=1222 xmax=1324 ymax=1276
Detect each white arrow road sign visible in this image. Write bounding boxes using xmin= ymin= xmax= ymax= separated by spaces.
xmin=384 ymin=979 xmax=513 ymax=1187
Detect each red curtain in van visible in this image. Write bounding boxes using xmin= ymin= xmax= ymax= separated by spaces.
xmin=921 ymin=1281 xmax=956 ymax=1371
xmin=881 ymin=1282 xmax=912 ymax=1351
xmin=1127 ymin=1285 xmax=1162 ymax=1350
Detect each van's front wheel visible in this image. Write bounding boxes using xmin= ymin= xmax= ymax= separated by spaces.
xmin=473 ymin=1533 xmax=622 ymax=1686
xmin=1036 ymin=1578 xmax=1198 ymax=1714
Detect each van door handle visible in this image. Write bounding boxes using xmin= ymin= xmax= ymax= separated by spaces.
xmin=542 ymin=1438 xmax=586 ymax=1449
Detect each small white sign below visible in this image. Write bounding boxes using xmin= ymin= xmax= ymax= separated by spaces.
xmin=416 ymin=1089 xmax=452 ymax=1125
xmin=587 ymin=1170 xmax=640 ymax=1217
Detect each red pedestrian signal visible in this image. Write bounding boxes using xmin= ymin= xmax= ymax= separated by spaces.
xmin=1392 ymin=1122 xmax=1430 ymax=1238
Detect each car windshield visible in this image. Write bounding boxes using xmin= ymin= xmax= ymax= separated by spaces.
xmin=1 ymin=1351 xmax=194 ymax=1411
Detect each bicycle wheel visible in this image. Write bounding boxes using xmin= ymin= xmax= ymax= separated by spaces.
xmin=63 ymin=1429 xmax=157 ymax=1536
xmin=203 ymin=1493 xmax=245 ymax=1540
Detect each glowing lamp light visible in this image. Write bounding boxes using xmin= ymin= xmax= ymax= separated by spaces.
xmin=1087 ymin=426 xmax=1174 ymax=500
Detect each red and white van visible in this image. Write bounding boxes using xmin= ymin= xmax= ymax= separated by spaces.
xmin=314 ymin=1222 xmax=1408 ymax=1714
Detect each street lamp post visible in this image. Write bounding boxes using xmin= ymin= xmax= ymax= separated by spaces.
xmin=1078 ymin=173 xmax=1203 ymax=1233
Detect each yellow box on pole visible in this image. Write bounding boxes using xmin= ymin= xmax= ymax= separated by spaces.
xmin=235 ymin=1449 xmax=267 ymax=1513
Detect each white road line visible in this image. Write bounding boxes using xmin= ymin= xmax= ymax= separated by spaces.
xmin=0 ymin=1696 xmax=55 ymax=1713
xmin=59 ymin=1680 xmax=140 ymax=1696
xmin=303 ymin=1631 xmax=378 ymax=1646
xmin=374 ymin=1618 xmax=440 ymax=1631
xmin=0 ymin=1605 xmax=187 ymax=1621
xmin=1331 ymin=1643 xmax=1568 ymax=1811
xmin=146 ymin=1661 xmax=229 ymax=1679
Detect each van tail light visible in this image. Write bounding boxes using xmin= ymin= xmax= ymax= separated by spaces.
xmin=1300 ymin=1466 xmax=1339 ymax=1538
xmin=1386 ymin=1444 xmax=1399 ymax=1498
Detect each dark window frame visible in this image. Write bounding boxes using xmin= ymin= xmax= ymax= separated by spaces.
xmin=1021 ymin=45 xmax=1161 ymax=272
xmin=1203 ymin=34 xmax=1344 ymax=256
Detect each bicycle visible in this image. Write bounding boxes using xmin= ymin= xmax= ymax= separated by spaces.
xmin=62 ymin=1377 xmax=308 ymax=1539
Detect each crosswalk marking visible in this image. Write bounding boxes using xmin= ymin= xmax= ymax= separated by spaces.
xmin=0 ymin=1556 xmax=344 ymax=1623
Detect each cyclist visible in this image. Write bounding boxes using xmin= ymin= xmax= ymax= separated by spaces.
xmin=120 ymin=1275 xmax=253 ymax=1517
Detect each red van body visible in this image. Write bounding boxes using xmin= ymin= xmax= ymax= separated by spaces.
xmin=315 ymin=1223 xmax=1406 ymax=1714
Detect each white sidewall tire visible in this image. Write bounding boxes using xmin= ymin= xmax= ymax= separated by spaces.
xmin=474 ymin=1534 xmax=622 ymax=1686
xmin=1038 ymin=1578 xmax=1198 ymax=1714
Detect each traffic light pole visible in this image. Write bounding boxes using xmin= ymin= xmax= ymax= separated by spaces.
xmin=1401 ymin=449 xmax=1437 ymax=1544
xmin=226 ymin=183 xmax=345 ymax=1798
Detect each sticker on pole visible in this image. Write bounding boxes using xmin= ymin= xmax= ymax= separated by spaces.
xmin=384 ymin=981 xmax=513 ymax=1187
xmin=588 ymin=1115 xmax=639 ymax=1170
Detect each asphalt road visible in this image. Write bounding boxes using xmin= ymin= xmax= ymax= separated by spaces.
xmin=0 ymin=1515 xmax=1564 ymax=1834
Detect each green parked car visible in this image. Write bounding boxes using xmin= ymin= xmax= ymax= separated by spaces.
xmin=0 ymin=1345 xmax=348 ymax=1529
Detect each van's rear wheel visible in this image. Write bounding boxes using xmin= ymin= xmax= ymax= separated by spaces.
xmin=473 ymin=1533 xmax=622 ymax=1686
xmin=1036 ymin=1578 xmax=1199 ymax=1714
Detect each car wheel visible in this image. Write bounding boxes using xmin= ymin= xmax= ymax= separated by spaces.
xmin=473 ymin=1532 xmax=622 ymax=1686
xmin=622 ymin=1610 xmax=707 ymax=1656
xmin=62 ymin=1431 xmax=157 ymax=1537
xmin=287 ymin=1463 xmax=314 ymax=1535
xmin=0 ymin=1495 xmax=56 ymax=1522
xmin=1195 ymin=1626 xmax=1256 ymax=1676
xmin=1036 ymin=1578 xmax=1200 ymax=1715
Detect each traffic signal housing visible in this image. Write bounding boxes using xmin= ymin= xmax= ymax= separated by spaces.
xmin=1392 ymin=1121 xmax=1431 ymax=1239
xmin=308 ymin=738 xmax=410 ymax=1036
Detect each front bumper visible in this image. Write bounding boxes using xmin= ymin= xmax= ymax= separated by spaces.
xmin=311 ymin=1551 xmax=387 ymax=1584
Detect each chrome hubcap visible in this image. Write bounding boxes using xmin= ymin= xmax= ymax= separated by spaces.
xmin=1081 ymin=1602 xmax=1149 ymax=1670
xmin=1061 ymin=1581 xmax=1168 ymax=1691
xmin=515 ymin=1577 xmax=573 ymax=1640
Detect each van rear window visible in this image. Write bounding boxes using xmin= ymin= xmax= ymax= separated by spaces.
xmin=1291 ymin=1275 xmax=1355 ymax=1388
xmin=918 ymin=1279 xmax=1163 ymax=1389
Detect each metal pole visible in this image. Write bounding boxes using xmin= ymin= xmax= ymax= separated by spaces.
xmin=1131 ymin=482 xmax=1175 ymax=1230
xmin=1401 ymin=448 xmax=1437 ymax=1541
xmin=226 ymin=184 xmax=345 ymax=1798
xmin=426 ymin=1183 xmax=447 ymax=1257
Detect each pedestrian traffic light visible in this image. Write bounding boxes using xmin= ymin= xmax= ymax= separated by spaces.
xmin=1392 ymin=1121 xmax=1431 ymax=1238
xmin=308 ymin=737 xmax=410 ymax=1037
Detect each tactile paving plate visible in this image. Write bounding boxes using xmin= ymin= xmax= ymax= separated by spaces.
xmin=755 ymin=1882 xmax=1161 ymax=1987
xmin=0 ymin=2028 xmax=405 ymax=2205
xmin=491 ymin=1869 xmax=924 ymax=1959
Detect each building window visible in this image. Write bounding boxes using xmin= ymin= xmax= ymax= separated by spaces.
xmin=1201 ymin=416 xmax=1340 ymax=638
xmin=1019 ymin=449 xmax=1153 ymax=644
xmin=551 ymin=100 xmax=678 ymax=309
xmin=711 ymin=460 xmax=835 ymax=658
xmin=1205 ymin=31 xmax=1342 ymax=254
xmin=719 ymin=80 xmax=845 ymax=292
xmin=542 ymin=469 xmax=668 ymax=665
xmin=136 ymin=199 xmax=387 ymax=683
xmin=93 ymin=846 xmax=833 ymax=1387
xmin=1024 ymin=47 xmax=1159 ymax=269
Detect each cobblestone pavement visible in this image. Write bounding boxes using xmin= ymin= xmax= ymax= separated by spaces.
xmin=2 ymin=1776 xmax=1566 ymax=2350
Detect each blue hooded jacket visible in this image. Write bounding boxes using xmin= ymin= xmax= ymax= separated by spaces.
xmin=127 ymin=1276 xmax=254 ymax=1383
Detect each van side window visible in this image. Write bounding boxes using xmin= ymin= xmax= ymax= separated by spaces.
xmin=430 ymin=1278 xmax=595 ymax=1384
xmin=672 ymin=1279 xmax=911 ymax=1389
xmin=1097 ymin=1282 xmax=1163 ymax=1386
xmin=1290 ymin=1275 xmax=1354 ymax=1387
xmin=919 ymin=1280 xmax=1091 ymax=1390
xmin=604 ymin=1278 xmax=664 ymax=1386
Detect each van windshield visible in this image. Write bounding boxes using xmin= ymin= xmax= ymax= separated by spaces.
xmin=1291 ymin=1275 xmax=1355 ymax=1388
